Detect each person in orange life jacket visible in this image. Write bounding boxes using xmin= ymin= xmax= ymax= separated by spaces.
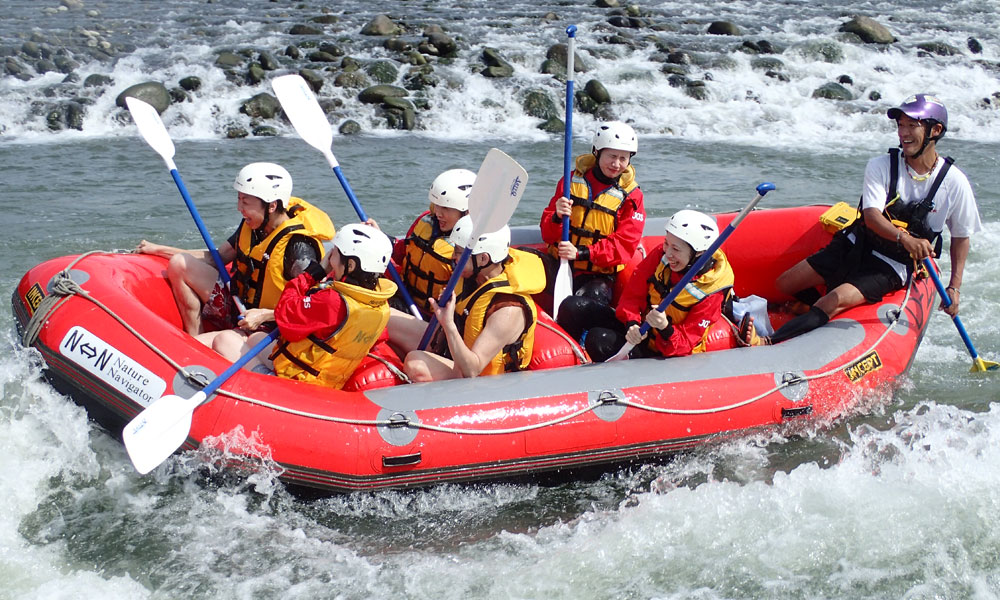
xmin=741 ymin=93 xmax=982 ymax=346
xmin=385 ymin=168 xmax=474 ymax=317
xmin=137 ymin=162 xmax=335 ymax=345
xmin=538 ymin=120 xmax=646 ymax=339
xmin=583 ymin=210 xmax=734 ymax=362
xmin=387 ymin=216 xmax=544 ymax=382
xmin=213 ymin=223 xmax=396 ymax=389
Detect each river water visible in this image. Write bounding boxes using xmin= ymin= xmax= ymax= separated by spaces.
xmin=3 ymin=1 xmax=1000 ymax=598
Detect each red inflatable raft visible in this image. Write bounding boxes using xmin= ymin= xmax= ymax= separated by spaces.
xmin=12 ymin=205 xmax=936 ymax=493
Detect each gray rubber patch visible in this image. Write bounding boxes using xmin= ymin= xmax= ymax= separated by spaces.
xmin=173 ymin=365 xmax=217 ymax=399
xmin=377 ymin=408 xmax=420 ymax=446
xmin=589 ymin=388 xmax=627 ymax=422
xmin=877 ymin=303 xmax=909 ymax=336
xmin=774 ymin=370 xmax=808 ymax=402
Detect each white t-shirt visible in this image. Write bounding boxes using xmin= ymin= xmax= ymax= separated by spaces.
xmin=858 ymin=151 xmax=982 ymax=281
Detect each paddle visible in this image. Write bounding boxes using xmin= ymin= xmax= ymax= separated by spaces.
xmin=552 ymin=24 xmax=577 ymax=322
xmin=123 ymin=329 xmax=280 ymax=474
xmin=416 ymin=148 xmax=529 ymax=350
xmin=270 ymin=75 xmax=423 ymax=319
xmin=126 ymin=97 xmax=245 ymax=313
xmin=921 ymin=257 xmax=998 ymax=372
xmin=608 ymin=182 xmax=776 ymax=362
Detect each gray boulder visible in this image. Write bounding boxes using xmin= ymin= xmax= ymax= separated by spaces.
xmin=362 ymin=15 xmax=403 ymax=36
xmin=358 ymin=84 xmax=408 ymax=104
xmin=812 ymin=82 xmax=853 ymax=101
xmin=521 ymin=89 xmax=559 ymax=120
xmin=707 ymin=21 xmax=741 ymax=36
xmin=839 ymin=16 xmax=896 ymax=44
xmin=240 ymin=92 xmax=281 ymax=119
xmin=116 ymin=81 xmax=170 ymax=113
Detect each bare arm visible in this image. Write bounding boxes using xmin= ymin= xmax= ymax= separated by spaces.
xmin=943 ymin=236 xmax=970 ymax=317
xmin=137 ymin=240 xmax=236 ymax=265
xmin=436 ymin=299 xmax=525 ymax=378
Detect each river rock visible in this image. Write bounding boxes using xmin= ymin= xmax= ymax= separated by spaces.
xmin=289 ymin=24 xmax=322 ymax=35
xmin=309 ymin=15 xmax=339 ymax=25
xmin=252 ymin=125 xmax=278 ymax=137
xmin=545 ymin=43 xmax=588 ymax=72
xmin=362 ymin=15 xmax=403 ymax=36
xmin=407 ymin=50 xmax=428 ymax=66
xmin=595 ymin=0 xmax=619 ymax=7
xmin=707 ymin=21 xmax=741 ymax=36
xmin=339 ymin=120 xmax=361 ymax=135
xmin=358 ymin=84 xmax=407 ymax=104
xmin=538 ymin=117 xmax=564 ymax=133
xmin=365 ymin=60 xmax=398 ymax=84
xmin=334 ymin=70 xmax=370 ymax=89
xmin=246 ymin=63 xmax=265 ymax=84
xmin=53 ymin=55 xmax=79 ymax=73
xmin=385 ymin=38 xmax=411 ymax=53
xmin=916 ymin=41 xmax=961 ymax=56
xmin=240 ymin=92 xmax=281 ymax=119
xmin=750 ymin=56 xmax=784 ymax=71
xmin=790 ymin=40 xmax=843 ymax=63
xmin=584 ymin=79 xmax=611 ymax=104
xmin=383 ymin=105 xmax=416 ymax=130
xmin=116 ymin=81 xmax=170 ymax=113
xmin=968 ymin=37 xmax=983 ymax=54
xmin=299 ymin=69 xmax=324 ymax=92
xmin=178 ymin=75 xmax=201 ymax=91
xmin=308 ymin=51 xmax=339 ymax=63
xmin=481 ymin=48 xmax=514 ymax=78
xmin=521 ymin=89 xmax=559 ymax=120
xmin=84 ymin=73 xmax=112 ymax=87
xmin=574 ymin=89 xmax=600 ymax=114
xmin=319 ymin=43 xmax=345 ymax=57
xmin=426 ymin=32 xmax=458 ymax=57
xmin=215 ymin=51 xmax=243 ymax=68
xmin=812 ymin=82 xmax=853 ymax=101
xmin=285 ymin=45 xmax=300 ymax=59
xmin=838 ymin=16 xmax=895 ymax=44
xmin=258 ymin=51 xmax=279 ymax=71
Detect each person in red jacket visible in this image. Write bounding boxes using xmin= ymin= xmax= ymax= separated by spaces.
xmin=538 ymin=121 xmax=646 ymax=340
xmin=583 ymin=210 xmax=735 ymax=362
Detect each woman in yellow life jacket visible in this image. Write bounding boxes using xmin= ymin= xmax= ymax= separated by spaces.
xmin=388 ymin=216 xmax=546 ymax=381
xmin=137 ymin=162 xmax=335 ymax=345
xmin=394 ymin=168 xmax=474 ymax=316
xmin=216 ymin=223 xmax=397 ymax=389
xmin=584 ymin=210 xmax=735 ymax=362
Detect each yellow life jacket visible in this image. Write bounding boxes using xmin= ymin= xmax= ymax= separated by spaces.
xmin=231 ymin=197 xmax=336 ymax=310
xmin=454 ymin=249 xmax=545 ymax=376
xmin=401 ymin=213 xmax=455 ymax=315
xmin=547 ymin=153 xmax=639 ymax=274
xmin=644 ymin=249 xmax=734 ymax=354
xmin=271 ymin=278 xmax=396 ymax=389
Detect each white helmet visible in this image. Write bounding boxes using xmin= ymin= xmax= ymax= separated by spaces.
xmin=428 ymin=168 xmax=476 ymax=211
xmin=233 ymin=162 xmax=293 ymax=209
xmin=592 ymin=121 xmax=638 ymax=154
xmin=450 ymin=215 xmax=510 ymax=264
xmin=332 ymin=223 xmax=392 ymax=275
xmin=665 ymin=210 xmax=718 ymax=253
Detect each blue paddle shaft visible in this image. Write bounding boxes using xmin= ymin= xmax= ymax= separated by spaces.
xmin=170 ymin=169 xmax=231 ymax=285
xmin=202 ymin=329 xmax=280 ymax=398
xmin=561 ymin=26 xmax=576 ymax=243
xmin=416 ymin=247 xmax=473 ymax=350
xmin=638 ymin=183 xmax=775 ymax=336
xmin=922 ymin=257 xmax=982 ymax=360
xmin=330 ymin=165 xmax=421 ymax=316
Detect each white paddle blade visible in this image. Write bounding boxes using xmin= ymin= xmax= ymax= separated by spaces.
xmin=552 ymin=259 xmax=572 ymax=321
xmin=271 ymin=74 xmax=337 ymax=165
xmin=125 ymin=96 xmax=176 ymax=166
xmin=467 ymin=148 xmax=528 ymax=238
xmin=122 ymin=391 xmax=205 ymax=474
xmin=606 ymin=342 xmax=634 ymax=362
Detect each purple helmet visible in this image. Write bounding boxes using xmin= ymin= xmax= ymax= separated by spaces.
xmin=887 ymin=94 xmax=948 ymax=132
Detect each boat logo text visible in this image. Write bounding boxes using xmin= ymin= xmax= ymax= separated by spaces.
xmin=843 ymin=350 xmax=883 ymax=383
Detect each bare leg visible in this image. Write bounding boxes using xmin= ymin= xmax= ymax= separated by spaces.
xmin=166 ymin=253 xmax=221 ymax=335
xmin=387 ymin=307 xmax=431 ymax=357
xmin=404 ymin=350 xmax=462 ymax=382
xmin=776 ymin=259 xmax=825 ymax=298
xmin=210 ymin=329 xmax=250 ymax=361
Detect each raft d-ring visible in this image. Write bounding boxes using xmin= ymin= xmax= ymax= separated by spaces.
xmin=172 ymin=366 xmax=217 ymax=400
xmin=774 ymin=370 xmax=808 ymax=403
xmin=878 ymin=303 xmax=909 ymax=336
xmin=588 ymin=389 xmax=627 ymax=422
xmin=376 ymin=408 xmax=420 ymax=446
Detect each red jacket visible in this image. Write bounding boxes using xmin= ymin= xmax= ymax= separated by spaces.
xmin=615 ymin=248 xmax=728 ymax=358
xmin=539 ymin=167 xmax=645 ymax=271
xmin=274 ymin=269 xmax=389 ymax=346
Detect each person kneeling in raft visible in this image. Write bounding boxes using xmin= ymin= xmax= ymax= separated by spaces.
xmin=387 ymin=216 xmax=546 ymax=381
xmin=584 ymin=210 xmax=735 ymax=362
xmin=214 ymin=223 xmax=397 ymax=389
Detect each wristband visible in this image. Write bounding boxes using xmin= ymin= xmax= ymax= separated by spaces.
xmin=946 ymin=286 xmax=960 ymax=294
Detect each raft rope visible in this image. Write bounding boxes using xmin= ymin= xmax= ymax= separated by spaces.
xmin=26 ymin=252 xmax=917 ymax=437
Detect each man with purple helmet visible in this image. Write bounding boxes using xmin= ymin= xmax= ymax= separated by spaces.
xmin=742 ymin=94 xmax=982 ymax=346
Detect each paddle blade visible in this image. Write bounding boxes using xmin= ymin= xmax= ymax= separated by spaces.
xmin=271 ymin=74 xmax=337 ymax=164
xmin=607 ymin=341 xmax=633 ymax=362
xmin=122 ymin=391 xmax=205 ymax=474
xmin=467 ymin=148 xmax=528 ymax=238
xmin=125 ymin=96 xmax=176 ymax=166
xmin=552 ymin=259 xmax=572 ymax=321
xmin=972 ymin=357 xmax=1000 ymax=373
